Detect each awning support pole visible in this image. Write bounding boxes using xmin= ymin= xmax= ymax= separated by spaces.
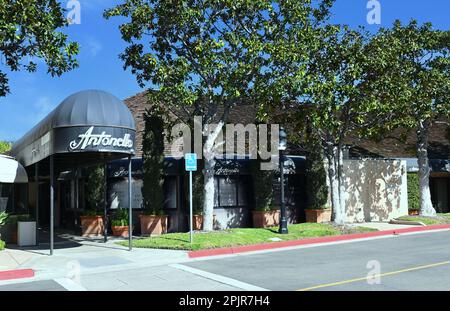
xmin=104 ymin=162 xmax=108 ymax=243
xmin=35 ymin=163 xmax=39 ymax=246
xmin=128 ymin=155 xmax=132 ymax=251
xmin=50 ymin=155 xmax=54 ymax=256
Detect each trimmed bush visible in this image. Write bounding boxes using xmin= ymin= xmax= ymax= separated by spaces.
xmin=0 ymin=239 xmax=5 ymax=251
xmin=407 ymin=173 xmax=420 ymax=211
xmin=305 ymin=135 xmax=328 ymax=210
xmin=252 ymin=161 xmax=275 ymax=211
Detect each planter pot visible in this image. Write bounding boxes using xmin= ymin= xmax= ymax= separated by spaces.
xmin=192 ymin=215 xmax=203 ymax=231
xmin=80 ymin=216 xmax=104 ymax=237
xmin=17 ymin=221 xmax=36 ymax=247
xmin=111 ymin=226 xmax=130 ymax=238
xmin=305 ymin=209 xmax=332 ymax=223
xmin=408 ymin=210 xmax=419 ymax=216
xmin=252 ymin=210 xmax=280 ymax=228
xmin=139 ymin=215 xmax=167 ymax=236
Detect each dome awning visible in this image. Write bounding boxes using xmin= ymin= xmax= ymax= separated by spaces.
xmin=10 ymin=90 xmax=136 ymax=168
xmin=0 ymin=155 xmax=28 ymax=183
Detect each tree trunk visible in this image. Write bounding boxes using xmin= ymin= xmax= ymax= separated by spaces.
xmin=202 ymin=121 xmax=224 ymax=231
xmin=326 ymin=146 xmax=343 ymax=224
xmin=337 ymin=145 xmax=346 ymax=224
xmin=417 ymin=120 xmax=436 ymax=217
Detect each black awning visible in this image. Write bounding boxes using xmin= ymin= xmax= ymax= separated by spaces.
xmin=10 ymin=90 xmax=136 ymax=168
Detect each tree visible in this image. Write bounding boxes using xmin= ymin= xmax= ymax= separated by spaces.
xmin=0 ymin=141 xmax=11 ymax=154
xmin=264 ymin=25 xmax=381 ymax=224
xmin=141 ymin=106 xmax=165 ymax=214
xmin=0 ymin=0 xmax=79 ymax=97
xmin=105 ymin=0 xmax=333 ymax=231
xmin=365 ymin=21 xmax=449 ymax=216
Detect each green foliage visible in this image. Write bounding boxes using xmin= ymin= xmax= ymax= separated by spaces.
xmin=252 ymin=161 xmax=275 ymax=212
xmin=363 ymin=20 xmax=449 ymax=138
xmin=407 ymin=173 xmax=420 ymax=211
xmin=82 ymin=210 xmax=101 ymax=217
xmin=85 ymin=166 xmax=104 ymax=211
xmin=6 ymin=214 xmax=31 ymax=224
xmin=0 ymin=211 xmax=8 ymax=227
xmin=305 ymin=133 xmax=328 ymax=210
xmin=0 ymin=239 xmax=5 ymax=251
xmin=141 ymin=106 xmax=165 ymax=215
xmin=0 ymin=141 xmax=12 ymax=154
xmin=111 ymin=208 xmax=129 ymax=227
xmin=0 ymin=0 xmax=79 ymax=97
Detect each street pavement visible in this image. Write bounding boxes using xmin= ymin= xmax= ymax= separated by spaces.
xmin=1 ymin=229 xmax=450 ymax=291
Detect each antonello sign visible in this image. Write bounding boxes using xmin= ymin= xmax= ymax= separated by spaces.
xmin=54 ymin=126 xmax=135 ymax=153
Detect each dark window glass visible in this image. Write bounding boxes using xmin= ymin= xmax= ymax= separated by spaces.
xmin=219 ymin=176 xmax=237 ymax=207
xmin=164 ymin=177 xmax=177 ymax=209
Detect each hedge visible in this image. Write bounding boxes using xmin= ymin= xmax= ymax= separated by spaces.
xmin=407 ymin=173 xmax=420 ymax=211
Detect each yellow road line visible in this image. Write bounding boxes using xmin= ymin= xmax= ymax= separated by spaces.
xmin=297 ymin=260 xmax=450 ymax=291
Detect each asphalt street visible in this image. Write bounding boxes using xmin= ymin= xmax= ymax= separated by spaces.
xmin=184 ymin=230 xmax=450 ymax=291
xmin=1 ymin=230 xmax=450 ymax=291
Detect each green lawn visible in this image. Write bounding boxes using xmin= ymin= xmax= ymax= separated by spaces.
xmin=397 ymin=213 xmax=450 ymax=225
xmin=117 ymin=223 xmax=377 ymax=251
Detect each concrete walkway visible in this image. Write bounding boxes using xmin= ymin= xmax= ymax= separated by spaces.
xmin=0 ymin=235 xmax=190 ymax=282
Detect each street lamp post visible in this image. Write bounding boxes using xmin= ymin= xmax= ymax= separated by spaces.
xmin=278 ymin=127 xmax=288 ymax=234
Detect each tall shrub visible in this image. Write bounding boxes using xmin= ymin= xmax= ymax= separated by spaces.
xmin=141 ymin=107 xmax=165 ymax=215
xmin=407 ymin=173 xmax=420 ymax=211
xmin=305 ymin=134 xmax=328 ymax=210
xmin=252 ymin=161 xmax=275 ymax=211
xmin=85 ymin=165 xmax=104 ymax=211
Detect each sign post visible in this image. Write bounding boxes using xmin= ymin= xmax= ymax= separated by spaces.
xmin=185 ymin=153 xmax=197 ymax=243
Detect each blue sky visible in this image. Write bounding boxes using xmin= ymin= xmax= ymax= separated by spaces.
xmin=0 ymin=0 xmax=449 ymax=141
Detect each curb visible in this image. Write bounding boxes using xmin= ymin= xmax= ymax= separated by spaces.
xmin=188 ymin=224 xmax=450 ymax=258
xmin=0 ymin=269 xmax=35 ymax=281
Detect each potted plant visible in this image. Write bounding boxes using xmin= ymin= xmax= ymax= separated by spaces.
xmin=0 ymin=211 xmax=8 ymax=250
xmin=305 ymin=206 xmax=332 ymax=223
xmin=304 ymin=131 xmax=331 ymax=223
xmin=251 ymin=161 xmax=279 ymax=228
xmin=252 ymin=205 xmax=280 ymax=228
xmin=192 ymin=207 xmax=204 ymax=231
xmin=111 ymin=208 xmax=130 ymax=237
xmin=139 ymin=108 xmax=168 ymax=236
xmin=5 ymin=214 xmax=31 ymax=244
xmin=80 ymin=210 xmax=104 ymax=237
xmin=80 ymin=165 xmax=105 ymax=237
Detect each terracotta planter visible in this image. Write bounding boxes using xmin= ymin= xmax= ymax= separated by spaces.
xmin=305 ymin=209 xmax=332 ymax=223
xmin=111 ymin=226 xmax=130 ymax=238
xmin=192 ymin=215 xmax=203 ymax=231
xmin=408 ymin=209 xmax=419 ymax=216
xmin=252 ymin=210 xmax=280 ymax=228
xmin=139 ymin=215 xmax=167 ymax=236
xmin=80 ymin=216 xmax=104 ymax=237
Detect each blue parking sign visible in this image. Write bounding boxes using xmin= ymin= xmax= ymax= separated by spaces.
xmin=185 ymin=153 xmax=197 ymax=171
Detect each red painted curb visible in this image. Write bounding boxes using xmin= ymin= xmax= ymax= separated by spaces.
xmin=0 ymin=269 xmax=35 ymax=281
xmin=188 ymin=224 xmax=450 ymax=258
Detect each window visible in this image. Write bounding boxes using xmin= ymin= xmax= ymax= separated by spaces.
xmin=214 ymin=175 xmax=251 ymax=208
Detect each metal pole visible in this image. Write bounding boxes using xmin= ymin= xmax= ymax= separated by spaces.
xmin=279 ymin=152 xmax=288 ymax=234
xmin=50 ymin=155 xmax=55 ymax=255
xmin=104 ymin=163 xmax=108 ymax=243
xmin=128 ymin=156 xmax=132 ymax=251
xmin=35 ymin=163 xmax=39 ymax=246
xmin=189 ymin=171 xmax=193 ymax=243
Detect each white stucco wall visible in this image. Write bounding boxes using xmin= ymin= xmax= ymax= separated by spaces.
xmin=328 ymin=159 xmax=408 ymax=223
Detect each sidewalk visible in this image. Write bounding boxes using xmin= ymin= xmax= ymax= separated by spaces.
xmin=0 ymin=236 xmax=190 ymax=283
